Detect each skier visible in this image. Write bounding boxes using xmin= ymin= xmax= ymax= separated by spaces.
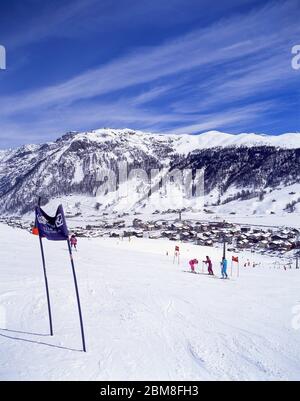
xmin=221 ymin=257 xmax=228 ymax=279
xmin=189 ymin=259 xmax=199 ymax=273
xmin=70 ymin=234 xmax=78 ymax=250
xmin=203 ymin=256 xmax=214 ymax=275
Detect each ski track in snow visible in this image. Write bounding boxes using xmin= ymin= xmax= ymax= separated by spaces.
xmin=1 ymin=224 xmax=300 ymax=380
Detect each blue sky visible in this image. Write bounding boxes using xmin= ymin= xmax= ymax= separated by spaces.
xmin=0 ymin=0 xmax=299 ymax=148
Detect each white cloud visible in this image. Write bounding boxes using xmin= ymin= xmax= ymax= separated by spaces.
xmin=0 ymin=0 xmax=299 ymax=146
xmin=167 ymin=101 xmax=278 ymax=134
xmin=2 ymin=1 xmax=299 ymax=115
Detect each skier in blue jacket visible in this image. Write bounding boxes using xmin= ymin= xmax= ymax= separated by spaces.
xmin=221 ymin=257 xmax=228 ymax=279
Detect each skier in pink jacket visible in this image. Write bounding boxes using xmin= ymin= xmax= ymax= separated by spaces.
xmin=203 ymin=256 xmax=214 ymax=275
xmin=189 ymin=259 xmax=199 ymax=273
xmin=70 ymin=234 xmax=78 ymax=250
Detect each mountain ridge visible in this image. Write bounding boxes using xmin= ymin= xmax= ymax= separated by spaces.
xmin=1 ymin=128 xmax=300 ymax=152
xmin=0 ymin=128 xmax=300 ymax=216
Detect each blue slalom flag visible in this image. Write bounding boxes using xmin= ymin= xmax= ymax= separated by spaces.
xmin=35 ymin=202 xmax=86 ymax=351
xmin=35 ymin=204 xmax=69 ymax=241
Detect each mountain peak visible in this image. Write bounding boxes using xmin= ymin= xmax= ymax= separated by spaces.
xmin=53 ymin=128 xmax=300 ymax=151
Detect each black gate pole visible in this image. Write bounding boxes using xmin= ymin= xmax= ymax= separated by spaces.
xmin=38 ymin=235 xmax=54 ymax=336
xmin=223 ymin=238 xmax=227 ymax=259
xmin=37 ymin=197 xmax=54 ymax=337
xmin=67 ymin=239 xmax=87 ymax=352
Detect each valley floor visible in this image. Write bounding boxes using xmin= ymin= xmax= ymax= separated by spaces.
xmin=0 ymin=223 xmax=300 ymax=381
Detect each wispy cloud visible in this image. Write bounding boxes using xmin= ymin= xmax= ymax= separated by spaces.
xmin=0 ymin=0 xmax=299 ymax=147
xmin=5 ymin=0 xmax=256 ymax=48
xmin=170 ymin=50 xmax=299 ymax=114
xmin=167 ymin=101 xmax=278 ymax=134
xmin=5 ymin=0 xmax=100 ymax=48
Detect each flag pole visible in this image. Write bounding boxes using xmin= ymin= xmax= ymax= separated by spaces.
xmin=37 ymin=198 xmax=53 ymax=336
xmin=38 ymin=235 xmax=54 ymax=336
xmin=223 ymin=238 xmax=226 ymax=259
xmin=67 ymin=239 xmax=87 ymax=353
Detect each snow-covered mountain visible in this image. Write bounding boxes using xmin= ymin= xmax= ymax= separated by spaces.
xmin=0 ymin=128 xmax=300 ymax=217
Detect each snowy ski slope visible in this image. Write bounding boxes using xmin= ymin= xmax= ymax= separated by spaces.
xmin=0 ymin=224 xmax=300 ymax=381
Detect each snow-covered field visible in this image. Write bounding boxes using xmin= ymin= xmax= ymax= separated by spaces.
xmin=1 ymin=223 xmax=300 ymax=381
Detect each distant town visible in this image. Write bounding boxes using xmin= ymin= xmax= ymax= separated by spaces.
xmin=1 ymin=215 xmax=300 ymax=257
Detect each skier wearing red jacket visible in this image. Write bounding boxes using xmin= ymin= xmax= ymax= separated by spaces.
xmin=189 ymin=259 xmax=199 ymax=273
xmin=203 ymin=256 xmax=214 ymax=275
xmin=70 ymin=234 xmax=78 ymax=250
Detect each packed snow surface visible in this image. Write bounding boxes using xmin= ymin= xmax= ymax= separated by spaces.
xmin=1 ymin=223 xmax=300 ymax=381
